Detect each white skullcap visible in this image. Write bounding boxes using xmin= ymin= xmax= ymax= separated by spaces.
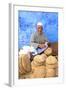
xmin=37 ymin=22 xmax=43 ymax=26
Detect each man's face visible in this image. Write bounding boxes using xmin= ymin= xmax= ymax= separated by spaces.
xmin=37 ymin=25 xmax=43 ymax=34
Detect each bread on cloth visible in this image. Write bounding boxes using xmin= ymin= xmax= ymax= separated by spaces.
xmin=30 ymin=66 xmax=46 ymax=78
xmin=46 ymin=68 xmax=56 ymax=77
xmin=44 ymin=47 xmax=52 ymax=56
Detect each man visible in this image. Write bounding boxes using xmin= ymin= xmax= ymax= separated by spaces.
xmin=30 ymin=22 xmax=48 ymax=49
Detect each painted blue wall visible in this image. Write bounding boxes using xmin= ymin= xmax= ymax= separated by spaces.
xmin=18 ymin=11 xmax=58 ymax=49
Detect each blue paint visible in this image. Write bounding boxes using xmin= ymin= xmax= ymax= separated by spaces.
xmin=18 ymin=11 xmax=58 ymax=49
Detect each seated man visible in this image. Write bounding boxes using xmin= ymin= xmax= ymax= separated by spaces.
xmin=30 ymin=22 xmax=48 ymax=49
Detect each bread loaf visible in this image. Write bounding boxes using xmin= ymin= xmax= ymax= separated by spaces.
xmin=44 ymin=48 xmax=52 ymax=55
xmin=33 ymin=55 xmax=46 ymax=65
xmin=46 ymin=55 xmax=57 ymax=65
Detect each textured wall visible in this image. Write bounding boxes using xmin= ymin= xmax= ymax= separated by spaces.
xmin=18 ymin=11 xmax=58 ymax=49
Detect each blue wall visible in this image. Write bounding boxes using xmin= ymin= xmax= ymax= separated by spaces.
xmin=18 ymin=11 xmax=58 ymax=49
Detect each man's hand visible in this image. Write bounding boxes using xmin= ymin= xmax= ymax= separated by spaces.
xmin=38 ymin=44 xmax=46 ymax=48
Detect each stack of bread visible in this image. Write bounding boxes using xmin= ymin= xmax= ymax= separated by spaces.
xmin=45 ymin=55 xmax=58 ymax=77
xmin=31 ymin=54 xmax=47 ymax=78
xmin=18 ymin=47 xmax=58 ymax=79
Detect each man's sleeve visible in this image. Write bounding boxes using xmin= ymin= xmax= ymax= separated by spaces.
xmin=30 ymin=33 xmax=39 ymax=48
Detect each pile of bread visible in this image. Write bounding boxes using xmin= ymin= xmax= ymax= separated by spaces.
xmin=19 ymin=47 xmax=58 ymax=79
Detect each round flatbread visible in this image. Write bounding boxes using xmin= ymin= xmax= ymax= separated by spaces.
xmin=31 ymin=60 xmax=39 ymax=67
xmin=33 ymin=55 xmax=46 ymax=64
xmin=46 ymin=55 xmax=58 ymax=65
xmin=33 ymin=60 xmax=43 ymax=66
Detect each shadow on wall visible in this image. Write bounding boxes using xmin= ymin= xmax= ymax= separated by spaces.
xmin=18 ymin=11 xmax=58 ymax=49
